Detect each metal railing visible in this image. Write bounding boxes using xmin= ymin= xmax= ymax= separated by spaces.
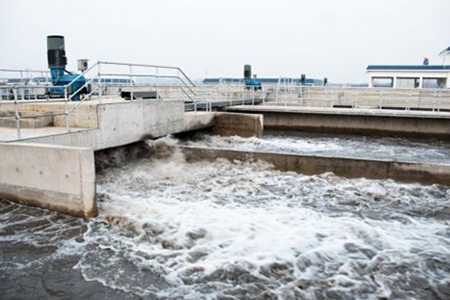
xmin=0 ymin=61 xmax=198 ymax=140
xmin=0 ymin=68 xmax=50 ymax=85
xmin=260 ymin=83 xmax=450 ymax=112
xmin=3 ymin=65 xmax=449 ymax=141
xmin=188 ymin=83 xmax=266 ymax=112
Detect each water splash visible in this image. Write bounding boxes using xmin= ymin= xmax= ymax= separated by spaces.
xmin=2 ymin=136 xmax=450 ymax=299
xmin=82 ymin=143 xmax=450 ymax=299
xmin=182 ymin=133 xmax=450 ymax=164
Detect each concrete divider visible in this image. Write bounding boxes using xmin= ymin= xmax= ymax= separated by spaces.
xmin=214 ymin=112 xmax=263 ymax=137
xmin=180 ymin=146 xmax=450 ymax=186
xmin=227 ymin=106 xmax=450 ymax=138
xmin=184 ymin=112 xmax=264 ymax=137
xmin=0 ymin=143 xmax=96 ymax=218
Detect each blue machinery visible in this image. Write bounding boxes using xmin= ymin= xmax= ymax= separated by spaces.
xmin=47 ymin=35 xmax=87 ymax=100
xmin=243 ymin=64 xmax=262 ymax=90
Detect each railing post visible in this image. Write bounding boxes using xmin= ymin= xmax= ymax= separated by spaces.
xmin=379 ymin=90 xmax=383 ymax=109
xmin=129 ymin=64 xmax=134 ymax=101
xmin=64 ymin=87 xmax=70 ymax=133
xmin=98 ymin=63 xmax=103 ymax=102
xmin=438 ymin=89 xmax=442 ymax=112
xmin=432 ymin=90 xmax=436 ymax=112
xmin=13 ymin=86 xmax=21 ymax=139
xmin=156 ymin=67 xmax=159 ymax=99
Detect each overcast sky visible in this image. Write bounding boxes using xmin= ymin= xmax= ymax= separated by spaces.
xmin=0 ymin=0 xmax=448 ymax=83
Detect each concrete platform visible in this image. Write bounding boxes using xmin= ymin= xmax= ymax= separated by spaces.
xmin=0 ymin=127 xmax=91 ymax=142
xmin=0 ymin=97 xmax=186 ymax=149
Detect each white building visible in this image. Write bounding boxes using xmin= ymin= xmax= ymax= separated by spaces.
xmin=367 ymin=47 xmax=450 ymax=89
xmin=366 ymin=65 xmax=450 ymax=89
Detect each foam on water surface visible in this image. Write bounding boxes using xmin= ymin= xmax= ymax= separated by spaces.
xmin=80 ymin=144 xmax=450 ymax=299
xmin=1 ymin=138 xmax=450 ymax=299
xmin=182 ymin=133 xmax=450 ymax=164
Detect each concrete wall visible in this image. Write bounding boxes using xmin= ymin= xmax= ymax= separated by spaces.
xmin=0 ymin=143 xmax=96 ymax=218
xmin=16 ymin=99 xmax=186 ymax=150
xmin=227 ymin=107 xmax=450 ymax=138
xmin=0 ymin=101 xmax=99 ymax=128
xmin=263 ymin=111 xmax=450 ymax=137
xmin=180 ymin=146 xmax=450 ymax=186
xmin=184 ymin=111 xmax=264 ymax=137
xmin=96 ymin=100 xmax=185 ymax=147
xmin=184 ymin=112 xmax=216 ymax=132
xmin=214 ymin=112 xmax=263 ymax=137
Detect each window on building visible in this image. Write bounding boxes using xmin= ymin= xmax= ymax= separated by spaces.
xmin=372 ymin=77 xmax=393 ymax=88
xmin=422 ymin=78 xmax=447 ymax=89
xmin=396 ymin=77 xmax=420 ymax=89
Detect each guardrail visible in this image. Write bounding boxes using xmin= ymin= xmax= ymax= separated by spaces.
xmin=0 ymin=61 xmax=198 ymax=140
xmin=260 ymin=84 xmax=450 ymax=112
xmin=2 ymin=66 xmax=449 ymax=141
xmin=0 ymin=68 xmax=50 ymax=85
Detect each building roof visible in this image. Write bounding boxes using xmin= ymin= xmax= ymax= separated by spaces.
xmin=367 ymin=65 xmax=450 ymax=71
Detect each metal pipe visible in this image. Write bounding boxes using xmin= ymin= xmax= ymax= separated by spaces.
xmin=13 ymin=86 xmax=21 ymax=139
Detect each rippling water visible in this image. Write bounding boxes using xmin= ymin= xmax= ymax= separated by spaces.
xmin=182 ymin=132 xmax=450 ymax=164
xmin=1 ymin=139 xmax=450 ymax=299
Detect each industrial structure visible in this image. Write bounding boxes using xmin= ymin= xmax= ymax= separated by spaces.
xmin=46 ymin=35 xmax=88 ymax=100
xmin=0 ymin=35 xmax=450 ymax=219
xmin=366 ymin=46 xmax=450 ymax=89
xmin=367 ymin=65 xmax=450 ymax=89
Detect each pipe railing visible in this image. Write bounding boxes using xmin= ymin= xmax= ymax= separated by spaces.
xmin=2 ymin=64 xmax=449 ymax=141
xmin=0 ymin=61 xmax=199 ymax=140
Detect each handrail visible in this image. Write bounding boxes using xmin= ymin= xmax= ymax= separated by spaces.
xmin=98 ymin=61 xmax=196 ymax=87
xmin=0 ymin=68 xmax=50 ymax=73
xmin=65 ymin=61 xmax=99 ymax=89
xmin=67 ymin=76 xmax=97 ymax=101
xmin=99 ymin=73 xmax=195 ymax=96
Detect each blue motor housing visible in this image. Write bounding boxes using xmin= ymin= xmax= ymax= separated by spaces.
xmin=48 ymin=67 xmax=87 ymax=100
xmin=244 ymin=78 xmax=262 ymax=90
xmin=47 ymin=35 xmax=87 ymax=100
xmin=243 ymin=64 xmax=262 ymax=90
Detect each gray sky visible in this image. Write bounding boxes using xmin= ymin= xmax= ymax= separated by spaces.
xmin=0 ymin=0 xmax=448 ymax=83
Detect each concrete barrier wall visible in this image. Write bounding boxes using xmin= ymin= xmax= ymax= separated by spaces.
xmin=183 ymin=112 xmax=264 ymax=137
xmin=263 ymin=111 xmax=450 ymax=137
xmin=180 ymin=146 xmax=450 ymax=186
xmin=18 ymin=100 xmax=186 ymax=151
xmin=214 ymin=112 xmax=263 ymax=137
xmin=0 ymin=143 xmax=96 ymax=218
xmin=227 ymin=107 xmax=450 ymax=137
xmin=96 ymin=100 xmax=185 ymax=148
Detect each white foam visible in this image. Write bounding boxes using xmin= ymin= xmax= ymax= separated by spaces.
xmin=78 ymin=150 xmax=450 ymax=299
xmin=183 ymin=134 xmax=450 ymax=163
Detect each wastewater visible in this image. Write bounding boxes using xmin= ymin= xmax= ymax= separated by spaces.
xmin=1 ymin=136 xmax=450 ymax=300
xmin=182 ymin=131 xmax=450 ymax=164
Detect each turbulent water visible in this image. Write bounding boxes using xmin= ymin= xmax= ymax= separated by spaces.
xmin=182 ymin=133 xmax=450 ymax=164
xmin=1 ymin=138 xmax=450 ymax=300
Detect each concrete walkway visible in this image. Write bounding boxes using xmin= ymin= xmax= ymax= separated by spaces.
xmin=0 ymin=127 xmax=91 ymax=142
